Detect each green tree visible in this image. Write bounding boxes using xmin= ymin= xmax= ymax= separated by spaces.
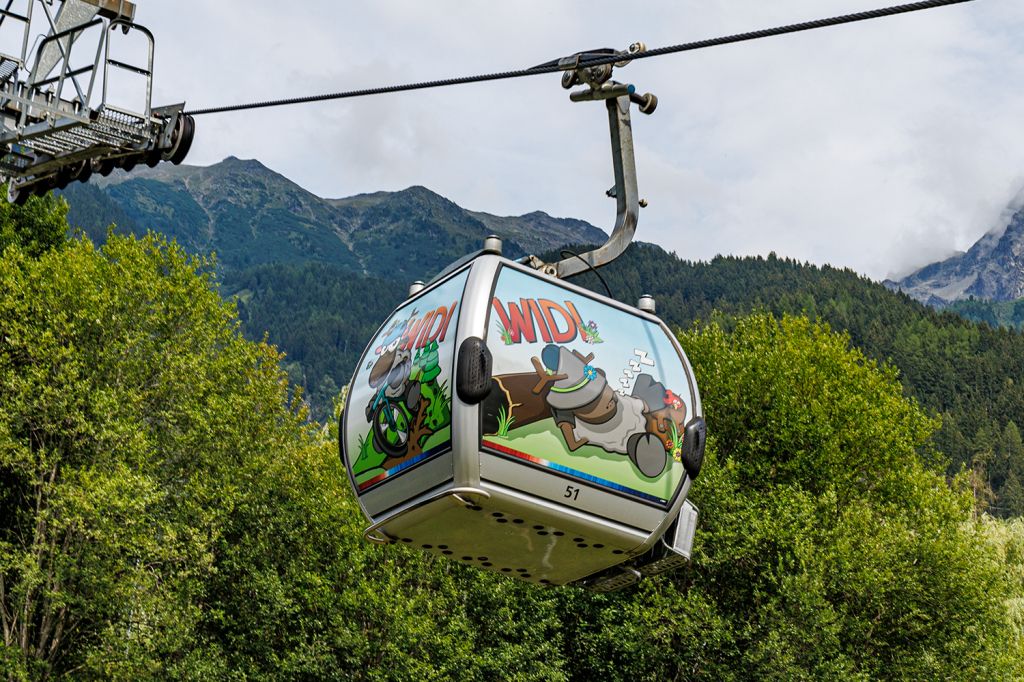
xmin=0 ymin=233 xmax=276 ymax=677
xmin=981 ymin=516 xmax=1024 ymax=644
xmin=0 ymin=233 xmax=567 ymax=680
xmin=1003 ymin=471 xmax=1024 ymax=518
xmin=0 ymin=190 xmax=68 ymax=258
xmin=1013 ymin=299 xmax=1024 ymax=328
xmin=562 ymin=314 xmax=1023 ymax=680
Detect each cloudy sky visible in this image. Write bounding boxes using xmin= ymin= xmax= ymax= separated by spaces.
xmin=132 ymin=0 xmax=1024 ymax=280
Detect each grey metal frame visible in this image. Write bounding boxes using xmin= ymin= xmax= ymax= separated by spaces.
xmin=472 ymin=255 xmax=699 ymax=554
xmin=553 ymin=95 xmax=639 ymax=279
xmin=526 ymin=43 xmax=656 ymax=279
xmin=0 ymin=0 xmax=186 ymax=198
xmin=341 ymin=251 xmax=704 ymax=587
xmin=362 ymin=487 xmax=491 ymax=544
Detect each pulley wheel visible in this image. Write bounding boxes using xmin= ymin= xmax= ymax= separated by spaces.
xmin=7 ymin=183 xmax=27 ymax=205
xmin=76 ymin=161 xmax=92 ymax=184
xmin=168 ymin=114 xmax=195 ymax=165
xmin=33 ymin=176 xmax=56 ymax=197
xmin=55 ymin=167 xmax=73 ymax=190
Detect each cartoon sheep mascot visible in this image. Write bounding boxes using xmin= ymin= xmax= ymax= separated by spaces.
xmin=532 ymin=344 xmax=669 ymax=478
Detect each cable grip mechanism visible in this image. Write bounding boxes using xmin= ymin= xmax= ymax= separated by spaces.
xmin=528 ymin=42 xmax=657 ymax=280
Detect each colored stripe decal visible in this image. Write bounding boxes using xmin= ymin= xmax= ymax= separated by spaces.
xmin=356 ymin=443 xmax=449 ymax=491
xmin=483 ymin=439 xmax=667 ymax=505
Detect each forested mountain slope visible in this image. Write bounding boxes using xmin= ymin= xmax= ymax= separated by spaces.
xmin=52 ymin=158 xmax=1024 ymax=516
xmin=232 ymin=244 xmax=1024 ymax=515
xmin=223 ymin=263 xmax=407 ymax=410
xmin=947 ymin=295 xmax=1024 ymax=330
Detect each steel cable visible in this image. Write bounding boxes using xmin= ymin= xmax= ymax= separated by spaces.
xmin=184 ymin=0 xmax=974 ymax=116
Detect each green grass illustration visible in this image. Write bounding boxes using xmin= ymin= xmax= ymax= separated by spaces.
xmin=495 ymin=319 xmax=514 ymax=345
xmin=670 ymin=421 xmax=684 ymax=462
xmin=495 ymin=405 xmax=516 ymax=437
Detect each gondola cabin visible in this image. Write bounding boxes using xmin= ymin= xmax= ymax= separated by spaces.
xmin=340 ymin=246 xmax=706 ymax=591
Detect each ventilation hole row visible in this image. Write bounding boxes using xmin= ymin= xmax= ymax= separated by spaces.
xmin=454 ymin=554 xmax=533 ymax=577
xmin=399 ymin=539 xmax=455 ymax=555
xmin=473 ymin=509 xmax=537 ymax=527
xmin=407 ymin=528 xmax=614 ymax=552
xmin=461 ymin=505 xmax=616 ymax=552
xmin=402 ymin=538 xmax=580 ymax=585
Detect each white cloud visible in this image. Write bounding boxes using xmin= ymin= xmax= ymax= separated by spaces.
xmin=134 ymin=0 xmax=1024 ymax=280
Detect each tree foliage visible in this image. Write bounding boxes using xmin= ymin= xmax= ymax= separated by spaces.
xmin=222 ymin=262 xmax=406 ymax=421
xmin=0 ymin=190 xmax=68 ymax=258
xmin=0 ymin=234 xmax=567 ymax=679
xmin=1 ymin=230 xmax=1021 ymax=678
xmin=1 ymin=233 xmax=292 ymax=676
xmin=555 ymin=315 xmax=1022 ymax=680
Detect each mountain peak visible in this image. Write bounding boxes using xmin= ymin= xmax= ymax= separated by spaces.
xmin=400 ymin=184 xmax=433 ymax=194
xmin=892 ymin=203 xmax=1024 ymax=305
xmin=217 ymin=156 xmax=271 ymax=172
xmin=393 ymin=185 xmax=450 ymax=202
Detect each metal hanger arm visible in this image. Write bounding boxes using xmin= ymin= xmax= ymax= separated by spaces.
xmin=555 ymin=95 xmax=639 ymax=278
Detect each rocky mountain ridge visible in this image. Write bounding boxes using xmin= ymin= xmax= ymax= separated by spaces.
xmin=887 ymin=205 xmax=1024 ymax=305
xmin=59 ymin=156 xmax=607 ymax=282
